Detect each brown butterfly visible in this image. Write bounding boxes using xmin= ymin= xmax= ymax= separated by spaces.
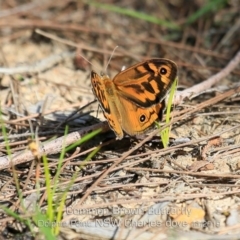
xmin=91 ymin=59 xmax=177 ymax=139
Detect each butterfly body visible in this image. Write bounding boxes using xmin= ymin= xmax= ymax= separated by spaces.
xmin=91 ymin=59 xmax=177 ymax=139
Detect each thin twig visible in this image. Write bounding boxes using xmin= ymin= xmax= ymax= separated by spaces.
xmin=0 ymin=1 xmax=41 ymax=18
xmin=0 ymin=122 xmax=109 ymax=170
xmin=0 ymin=51 xmax=74 ymax=75
xmin=174 ymin=49 xmax=240 ymax=104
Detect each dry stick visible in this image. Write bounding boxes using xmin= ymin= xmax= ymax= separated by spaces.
xmin=0 ymin=19 xmax=111 ymax=35
xmin=179 ymin=62 xmax=240 ymax=76
xmin=0 ymin=30 xmax=123 ymax=75
xmin=0 ymin=122 xmax=109 ymax=170
xmin=125 ymin=168 xmax=240 ymax=179
xmin=135 ymin=36 xmax=229 ymax=60
xmin=0 ymin=1 xmax=41 ymax=18
xmin=36 ymin=29 xmax=141 ymax=63
xmin=7 ymin=101 xmax=83 ymax=124
xmin=0 ymin=51 xmax=75 ymax=75
xmin=174 ymin=49 xmax=240 ymax=105
xmin=35 ymin=29 xmax=124 ymax=58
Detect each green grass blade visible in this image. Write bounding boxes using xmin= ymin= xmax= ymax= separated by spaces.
xmin=166 ymin=77 xmax=178 ymax=123
xmin=186 ymin=0 xmax=227 ymax=24
xmin=0 ymin=111 xmax=27 ymax=213
xmin=42 ymin=154 xmax=54 ymax=221
xmin=33 ymin=211 xmax=56 ymax=239
xmin=0 ymin=112 xmax=11 ymax=156
xmin=0 ymin=205 xmax=34 ymax=232
xmin=161 ymin=77 xmax=178 ymax=148
xmin=52 ymin=125 xmax=69 ymax=190
xmin=50 ymin=128 xmax=102 ymax=234
xmin=86 ymin=1 xmax=180 ymax=30
xmin=65 ymin=128 xmax=102 ymax=152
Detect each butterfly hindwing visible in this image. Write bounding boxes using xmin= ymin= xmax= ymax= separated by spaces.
xmin=117 ymin=94 xmax=165 ymax=136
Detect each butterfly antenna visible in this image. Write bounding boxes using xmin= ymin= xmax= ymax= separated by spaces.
xmin=75 ymin=52 xmax=98 ymax=69
xmin=104 ymin=45 xmax=119 ymax=73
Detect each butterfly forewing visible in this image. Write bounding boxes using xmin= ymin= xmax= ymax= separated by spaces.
xmin=91 ymin=71 xmax=111 ymax=113
xmin=113 ymin=59 xmax=177 ymax=108
xmin=91 ymin=71 xmax=124 ymax=139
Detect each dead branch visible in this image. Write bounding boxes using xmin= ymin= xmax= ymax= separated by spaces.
xmin=0 ymin=1 xmax=41 ymax=18
xmin=0 ymin=51 xmax=74 ymax=75
xmin=0 ymin=122 xmax=109 ymax=170
xmin=174 ymin=49 xmax=240 ymax=105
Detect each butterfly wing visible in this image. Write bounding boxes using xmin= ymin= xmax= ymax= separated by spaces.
xmin=116 ymin=94 xmax=165 ymax=136
xmin=91 ymin=59 xmax=177 ymax=139
xmin=113 ymin=59 xmax=177 ymax=108
xmin=91 ymin=71 xmax=110 ymax=113
xmin=91 ymin=71 xmax=124 ymax=139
